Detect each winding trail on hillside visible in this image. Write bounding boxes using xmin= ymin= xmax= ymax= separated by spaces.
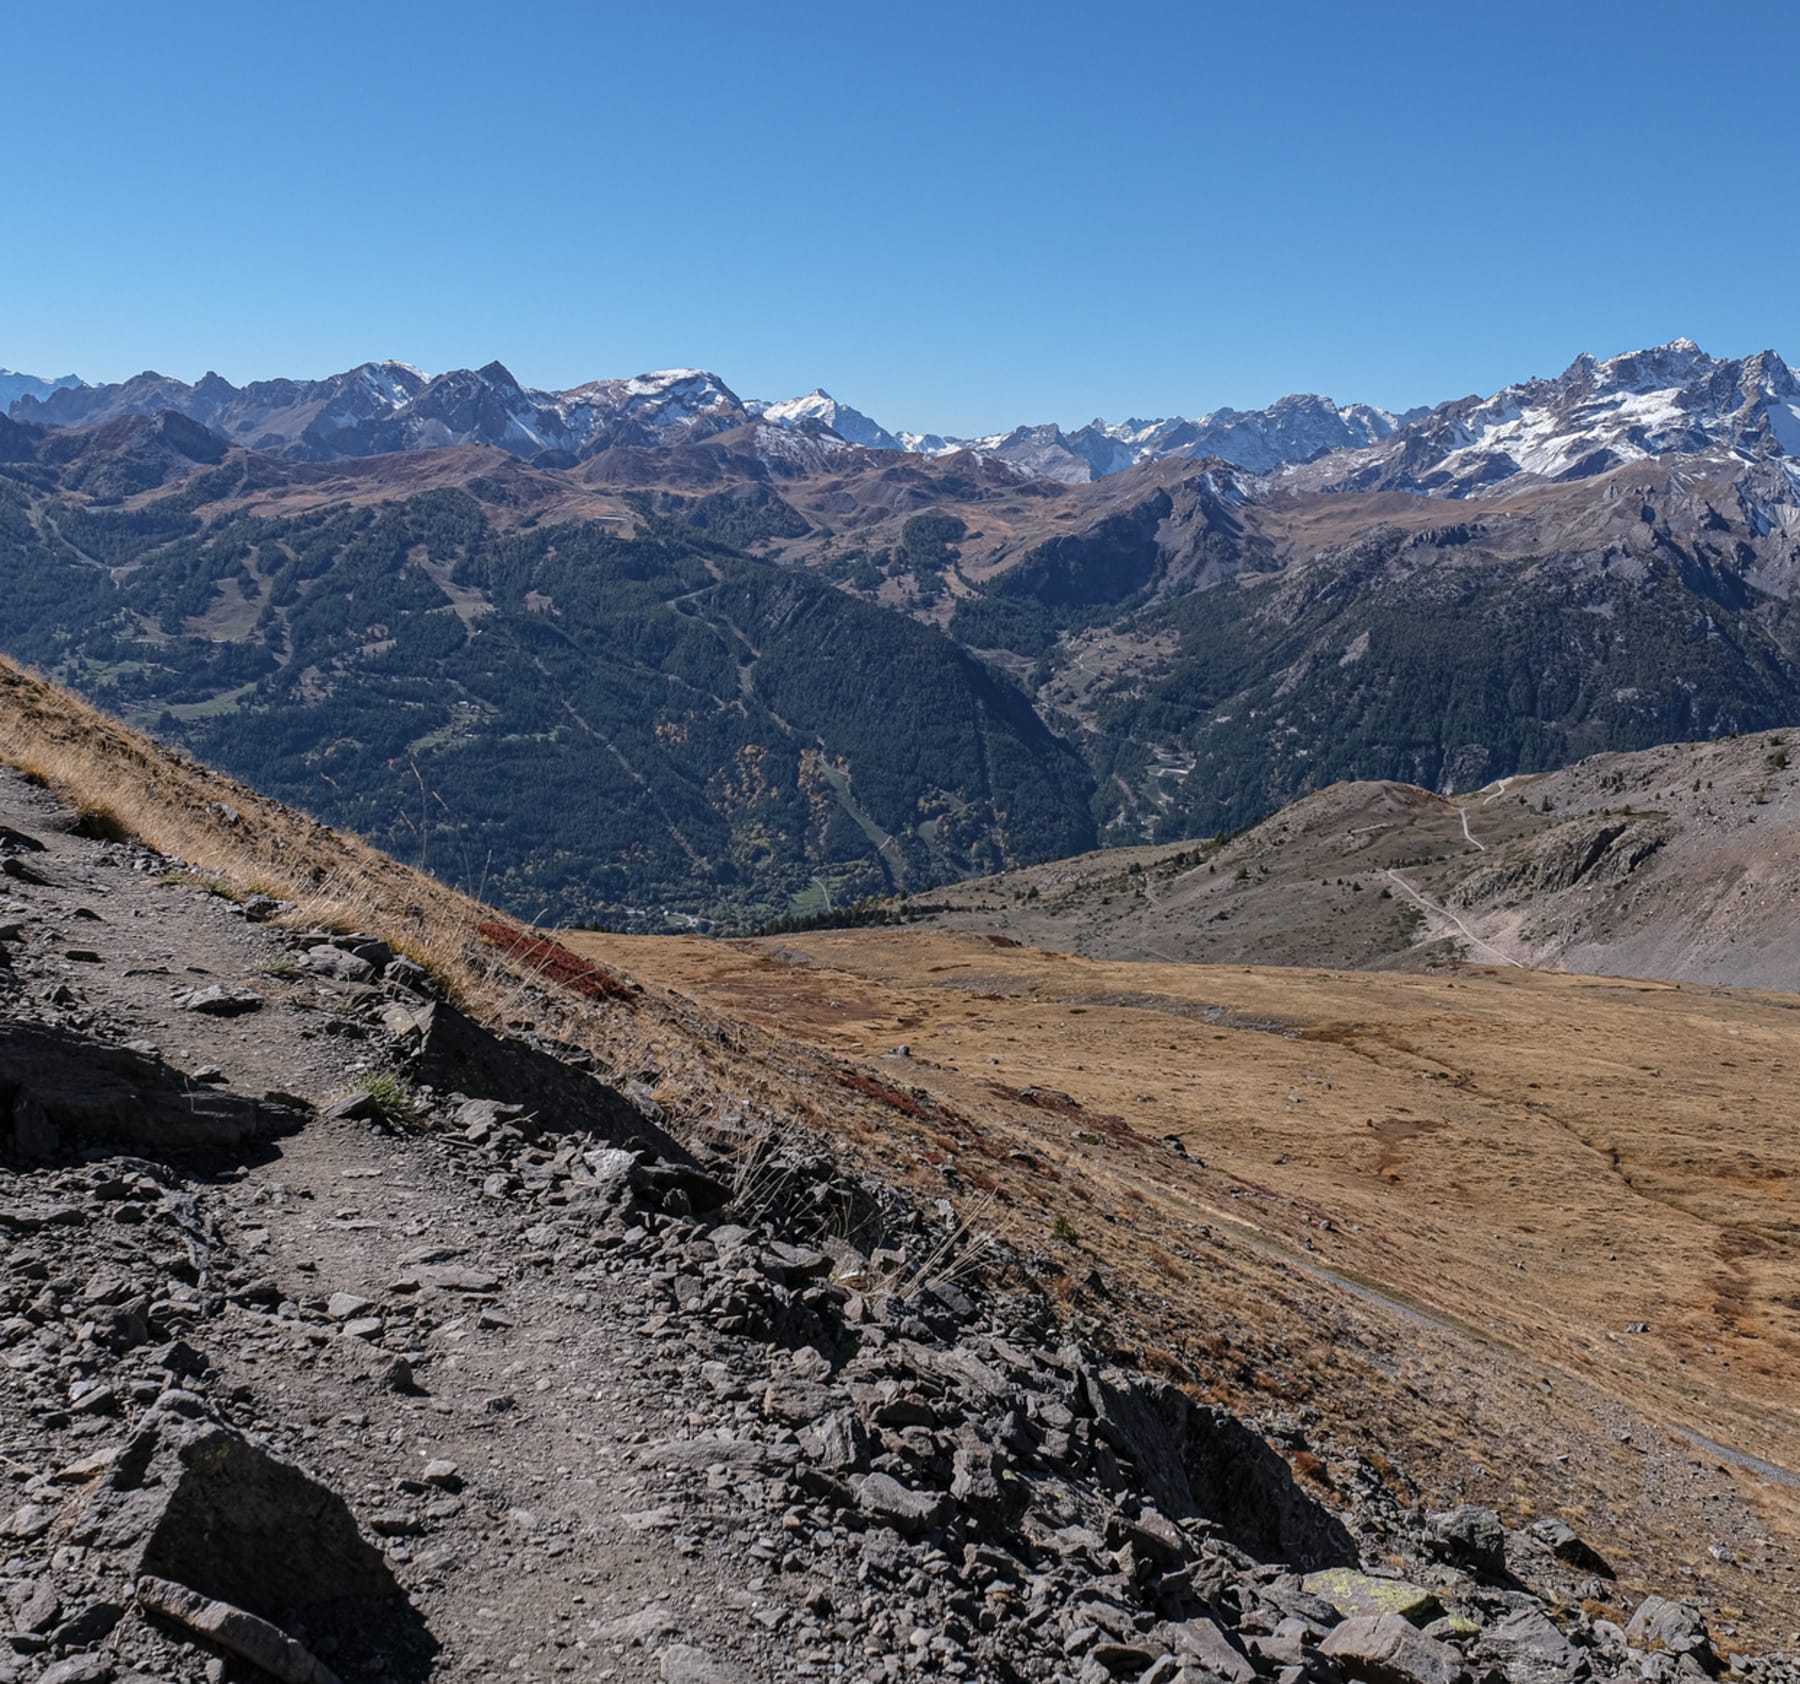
xmin=1384 ymin=867 xmax=1523 ymax=968
xmin=1459 ymin=804 xmax=1486 ymax=851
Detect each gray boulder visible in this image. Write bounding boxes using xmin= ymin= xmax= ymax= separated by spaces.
xmin=1474 ymin=1608 xmax=1587 ymax=1684
xmin=1427 ymin=1503 xmax=1508 ymax=1576
xmin=1321 ymin=1612 xmax=1471 ymax=1684
xmin=0 ymin=1021 xmax=303 ymax=1159
xmin=1626 ymin=1596 xmax=1718 ymax=1675
xmin=75 ymin=1415 xmax=428 ymax=1674
xmin=1530 ymin=1516 xmax=1615 ymax=1578
xmin=855 ymin=1472 xmax=949 ymax=1535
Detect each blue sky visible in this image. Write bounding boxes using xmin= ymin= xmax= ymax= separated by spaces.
xmin=8 ymin=0 xmax=1796 ymax=437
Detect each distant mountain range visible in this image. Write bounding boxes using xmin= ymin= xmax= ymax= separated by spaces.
xmin=14 ymin=339 xmax=1797 ymax=492
xmin=2 ymin=335 xmax=1798 ymax=927
xmin=0 ymin=368 xmax=83 ymax=412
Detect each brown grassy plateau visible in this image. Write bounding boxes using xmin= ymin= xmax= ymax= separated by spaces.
xmin=568 ymin=925 xmax=1800 ymax=1648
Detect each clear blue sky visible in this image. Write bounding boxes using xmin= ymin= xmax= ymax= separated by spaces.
xmin=9 ymin=0 xmax=1797 ymax=436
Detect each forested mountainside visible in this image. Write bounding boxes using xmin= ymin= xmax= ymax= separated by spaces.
xmin=946 ymin=464 xmax=1800 ymax=840
xmin=1 ymin=334 xmax=1799 ymax=927
xmin=0 ymin=422 xmax=1094 ymax=925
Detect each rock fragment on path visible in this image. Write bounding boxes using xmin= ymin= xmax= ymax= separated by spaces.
xmin=136 ymin=1576 xmax=339 ymax=1684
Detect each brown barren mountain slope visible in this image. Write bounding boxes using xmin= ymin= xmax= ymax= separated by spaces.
xmin=569 ymin=926 xmax=1800 ymax=1649
xmin=896 ymin=733 xmax=1800 ymax=992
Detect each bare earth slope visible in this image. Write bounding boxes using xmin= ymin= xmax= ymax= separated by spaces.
xmin=895 ymin=732 xmax=1800 ymax=991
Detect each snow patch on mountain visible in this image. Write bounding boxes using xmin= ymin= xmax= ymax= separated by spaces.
xmin=750 ymin=389 xmax=900 ymax=451
xmin=1311 ymin=340 xmax=1800 ymax=498
xmin=885 ymin=395 xmax=1403 ymax=481
xmin=14 ymin=340 xmax=1798 ymax=493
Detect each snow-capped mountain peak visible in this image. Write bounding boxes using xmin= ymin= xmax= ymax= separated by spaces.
xmin=1316 ymin=340 xmax=1800 ymax=497
xmin=9 ymin=340 xmax=1796 ymax=494
xmin=750 ymin=389 xmax=901 ymax=452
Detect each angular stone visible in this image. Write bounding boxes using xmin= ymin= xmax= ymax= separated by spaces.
xmin=6 ymin=1503 xmax=53 ymax=1539
xmin=56 ymin=1447 xmax=122 ymax=1483
xmin=854 ymin=1472 xmax=949 ymax=1535
xmin=1163 ymin=1615 xmax=1256 ymax=1684
xmin=1077 ymin=1363 xmax=1355 ymax=1569
xmin=762 ymin=1378 xmax=834 ymax=1426
xmin=630 ymin=1439 xmax=801 ymax=1472
xmin=1530 ymin=1516 xmax=1614 ymax=1578
xmin=392 ymin=1263 xmax=500 ymax=1293
xmin=38 ymin=1657 xmax=114 ymax=1684
xmin=137 ymin=1576 xmax=338 ymax=1684
xmin=13 ymin=1578 xmax=60 ymax=1634
xmin=53 ymin=1601 xmax=124 ymax=1648
xmin=1475 ymin=1608 xmax=1584 ymax=1684
xmin=305 ymin=945 xmax=375 ymax=983
xmin=1625 ymin=1596 xmax=1718 ymax=1672
xmin=75 ymin=1419 xmax=421 ymax=1674
xmin=1302 ymin=1568 xmax=1442 ymax=1625
xmin=801 ymin=1409 xmax=869 ymax=1473
xmin=659 ymin=1645 xmax=751 ymax=1684
xmin=410 ymin=1001 xmax=685 ymax=1161
xmin=1320 ymin=1612 xmax=1470 ymax=1684
xmin=1108 ymin=1505 xmax=1188 ymax=1566
xmin=764 ymin=1240 xmax=832 ymax=1279
xmin=1427 ymin=1504 xmax=1507 ymax=1576
xmin=179 ymin=984 xmax=263 ymax=1016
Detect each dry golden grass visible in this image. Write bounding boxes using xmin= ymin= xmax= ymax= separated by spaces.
xmin=0 ymin=656 xmax=650 ymax=1037
xmin=568 ymin=925 xmax=1800 ymax=1646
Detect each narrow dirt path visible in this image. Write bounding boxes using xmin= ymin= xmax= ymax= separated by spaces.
xmin=1384 ymin=867 xmax=1522 ymax=967
xmin=0 ymin=773 xmax=824 ymax=1682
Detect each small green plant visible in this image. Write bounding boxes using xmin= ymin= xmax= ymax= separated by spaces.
xmin=360 ymin=1070 xmax=423 ymax=1131
xmin=1050 ymin=1213 xmax=1079 ymax=1245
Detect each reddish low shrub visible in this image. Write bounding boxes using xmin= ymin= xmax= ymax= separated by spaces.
xmin=475 ymin=921 xmax=637 ymax=1002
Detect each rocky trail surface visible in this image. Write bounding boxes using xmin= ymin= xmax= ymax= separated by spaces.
xmin=0 ymin=771 xmax=1791 ymax=1684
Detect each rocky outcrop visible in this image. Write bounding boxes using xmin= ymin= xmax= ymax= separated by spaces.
xmin=0 ymin=1021 xmax=306 ymax=1160
xmin=1454 ymin=816 xmax=1669 ymax=906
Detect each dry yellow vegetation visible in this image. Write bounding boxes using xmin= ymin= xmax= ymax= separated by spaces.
xmin=568 ymin=926 xmax=1800 ymax=1648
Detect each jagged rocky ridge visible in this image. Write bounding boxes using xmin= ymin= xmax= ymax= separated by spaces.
xmin=0 ymin=780 xmax=1789 ymax=1681
xmin=10 ymin=339 xmax=1796 ymax=492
